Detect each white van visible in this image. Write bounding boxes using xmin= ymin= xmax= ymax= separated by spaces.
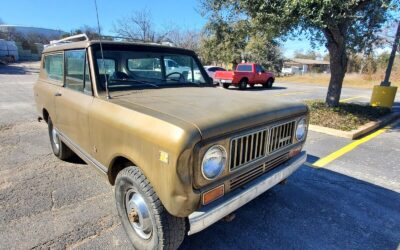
xmin=0 ymin=39 xmax=19 ymax=62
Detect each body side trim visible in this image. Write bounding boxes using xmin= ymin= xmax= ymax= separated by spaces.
xmin=57 ymin=129 xmax=108 ymax=174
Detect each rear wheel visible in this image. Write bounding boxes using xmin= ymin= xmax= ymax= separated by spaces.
xmin=48 ymin=117 xmax=74 ymax=160
xmin=238 ymin=79 xmax=248 ymax=90
xmin=115 ymin=166 xmax=186 ymax=250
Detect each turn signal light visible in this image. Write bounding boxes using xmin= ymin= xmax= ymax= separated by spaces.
xmin=202 ymin=185 xmax=224 ymax=205
xmin=289 ymin=146 xmax=302 ymax=158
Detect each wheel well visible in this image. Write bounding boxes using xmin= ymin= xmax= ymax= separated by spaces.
xmin=108 ymin=156 xmax=135 ymax=185
xmin=42 ymin=109 xmax=49 ymax=123
xmin=240 ymin=77 xmax=248 ymax=83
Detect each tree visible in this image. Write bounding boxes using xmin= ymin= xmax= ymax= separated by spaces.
xmin=245 ymin=34 xmax=284 ymax=72
xmin=167 ymin=28 xmax=201 ymax=51
xmin=113 ymin=8 xmax=169 ymax=42
xmin=293 ymin=49 xmax=320 ymax=60
xmin=201 ymin=0 xmax=398 ymax=107
xmin=199 ymin=19 xmax=249 ymax=68
xmin=65 ymin=25 xmax=101 ymax=40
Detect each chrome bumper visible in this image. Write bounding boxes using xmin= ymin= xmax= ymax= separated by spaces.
xmin=188 ymin=151 xmax=307 ymax=235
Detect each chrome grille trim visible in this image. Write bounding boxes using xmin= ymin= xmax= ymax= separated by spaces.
xmin=229 ymin=120 xmax=295 ymax=171
xmin=269 ymin=120 xmax=295 ymax=153
xmin=230 ymin=128 xmax=268 ymax=170
xmin=229 ymin=153 xmax=289 ymax=190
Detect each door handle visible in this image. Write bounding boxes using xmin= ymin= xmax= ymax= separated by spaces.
xmin=54 ymin=92 xmax=62 ymax=97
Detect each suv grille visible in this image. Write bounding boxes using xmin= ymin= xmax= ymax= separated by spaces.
xmin=229 ymin=153 xmax=289 ymax=190
xmin=230 ymin=120 xmax=295 ymax=170
xmin=230 ymin=129 xmax=268 ymax=170
xmin=268 ymin=121 xmax=296 ymax=153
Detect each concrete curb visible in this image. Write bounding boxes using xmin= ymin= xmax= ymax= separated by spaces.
xmin=309 ymin=112 xmax=400 ymax=140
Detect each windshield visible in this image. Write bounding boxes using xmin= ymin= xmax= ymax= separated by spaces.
xmin=94 ymin=49 xmax=208 ymax=92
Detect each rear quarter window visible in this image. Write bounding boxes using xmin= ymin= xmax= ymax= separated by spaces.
xmin=43 ymin=53 xmax=64 ymax=83
xmin=236 ymin=65 xmax=252 ymax=72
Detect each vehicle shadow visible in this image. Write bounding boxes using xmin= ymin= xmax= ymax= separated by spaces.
xmin=0 ymin=63 xmax=39 ymax=75
xmin=180 ymin=158 xmax=400 ymax=249
xmin=226 ymin=86 xmax=287 ymax=91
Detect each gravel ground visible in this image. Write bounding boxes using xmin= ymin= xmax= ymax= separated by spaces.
xmin=0 ymin=62 xmax=399 ymax=250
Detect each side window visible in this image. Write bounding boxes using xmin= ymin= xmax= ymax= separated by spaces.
xmin=65 ymin=50 xmax=85 ymax=92
xmin=84 ymin=55 xmax=92 ymax=95
xmin=97 ymin=59 xmax=115 ymax=75
xmin=43 ymin=53 xmax=63 ymax=83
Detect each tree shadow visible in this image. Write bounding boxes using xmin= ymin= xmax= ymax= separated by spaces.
xmin=180 ymin=156 xmax=400 ymax=250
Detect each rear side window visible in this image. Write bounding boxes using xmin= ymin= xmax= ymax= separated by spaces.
xmin=43 ymin=53 xmax=63 ymax=82
xmin=236 ymin=65 xmax=252 ymax=72
xmin=65 ymin=50 xmax=92 ymax=95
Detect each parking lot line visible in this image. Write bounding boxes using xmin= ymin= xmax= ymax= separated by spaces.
xmin=340 ymin=96 xmax=365 ymax=103
xmin=310 ymin=126 xmax=389 ymax=168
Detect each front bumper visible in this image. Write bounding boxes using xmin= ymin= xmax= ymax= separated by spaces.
xmin=187 ymin=151 xmax=306 ymax=235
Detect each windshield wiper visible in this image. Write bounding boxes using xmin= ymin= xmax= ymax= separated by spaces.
xmin=110 ymin=79 xmax=160 ymax=88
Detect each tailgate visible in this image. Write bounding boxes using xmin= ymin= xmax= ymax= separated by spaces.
xmin=214 ymin=71 xmax=234 ymax=80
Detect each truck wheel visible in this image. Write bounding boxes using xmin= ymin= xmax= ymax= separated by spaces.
xmin=222 ymin=83 xmax=230 ymax=89
xmin=48 ymin=117 xmax=74 ymax=160
xmin=239 ymin=79 xmax=248 ymax=90
xmin=115 ymin=166 xmax=186 ymax=250
xmin=264 ymin=78 xmax=273 ymax=89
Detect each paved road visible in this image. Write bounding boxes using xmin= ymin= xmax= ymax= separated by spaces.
xmin=0 ymin=62 xmax=399 ymax=249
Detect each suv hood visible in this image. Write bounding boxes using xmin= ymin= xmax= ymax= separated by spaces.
xmin=111 ymin=87 xmax=308 ymax=140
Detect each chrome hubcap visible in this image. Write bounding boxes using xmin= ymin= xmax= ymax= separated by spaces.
xmin=52 ymin=128 xmax=60 ymax=150
xmin=125 ymin=190 xmax=152 ymax=239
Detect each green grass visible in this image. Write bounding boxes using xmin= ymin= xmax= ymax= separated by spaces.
xmin=305 ymin=100 xmax=391 ymax=131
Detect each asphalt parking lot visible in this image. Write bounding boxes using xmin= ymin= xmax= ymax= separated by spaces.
xmin=0 ymin=62 xmax=399 ymax=250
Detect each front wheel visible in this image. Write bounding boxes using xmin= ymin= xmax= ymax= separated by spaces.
xmin=264 ymin=78 xmax=274 ymax=89
xmin=115 ymin=166 xmax=186 ymax=250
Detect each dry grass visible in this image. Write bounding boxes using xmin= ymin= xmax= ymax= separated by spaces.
xmin=278 ymin=72 xmax=400 ymax=88
xmin=306 ymin=100 xmax=391 ymax=131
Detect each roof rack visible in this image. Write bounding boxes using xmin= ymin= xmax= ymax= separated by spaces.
xmin=47 ymin=34 xmax=89 ymax=47
xmin=45 ymin=33 xmax=175 ymax=47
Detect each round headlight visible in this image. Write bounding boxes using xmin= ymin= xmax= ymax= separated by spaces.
xmin=296 ymin=118 xmax=307 ymax=141
xmin=201 ymin=145 xmax=227 ymax=180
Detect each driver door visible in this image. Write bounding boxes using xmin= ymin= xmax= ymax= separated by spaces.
xmin=55 ymin=49 xmax=93 ymax=153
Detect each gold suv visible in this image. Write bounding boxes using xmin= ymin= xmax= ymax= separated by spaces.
xmin=34 ymin=34 xmax=308 ymax=249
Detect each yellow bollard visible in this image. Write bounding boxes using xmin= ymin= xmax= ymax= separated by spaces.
xmin=370 ymin=85 xmax=398 ymax=109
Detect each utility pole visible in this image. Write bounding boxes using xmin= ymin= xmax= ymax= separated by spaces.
xmin=381 ymin=22 xmax=400 ymax=87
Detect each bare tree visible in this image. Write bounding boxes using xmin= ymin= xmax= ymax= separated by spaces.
xmin=167 ymin=28 xmax=201 ymax=51
xmin=113 ymin=8 xmax=168 ymax=42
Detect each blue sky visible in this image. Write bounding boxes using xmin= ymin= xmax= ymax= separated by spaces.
xmin=1 ymin=0 xmax=324 ymax=58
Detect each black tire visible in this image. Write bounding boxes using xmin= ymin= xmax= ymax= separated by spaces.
xmin=264 ymin=78 xmax=274 ymax=89
xmin=250 ymin=84 xmax=255 ymax=88
xmin=222 ymin=83 xmax=230 ymax=89
xmin=238 ymin=78 xmax=248 ymax=90
xmin=115 ymin=166 xmax=186 ymax=250
xmin=48 ymin=117 xmax=74 ymax=160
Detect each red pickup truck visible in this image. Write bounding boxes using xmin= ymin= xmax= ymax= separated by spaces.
xmin=214 ymin=63 xmax=275 ymax=90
